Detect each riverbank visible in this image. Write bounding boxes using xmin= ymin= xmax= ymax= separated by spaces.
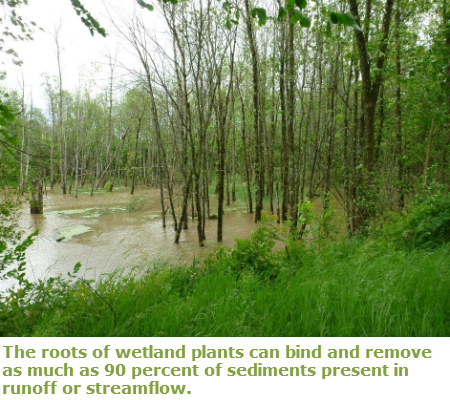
xmin=2 ymin=192 xmax=450 ymax=337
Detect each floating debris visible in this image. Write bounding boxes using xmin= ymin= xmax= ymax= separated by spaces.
xmin=47 ymin=207 xmax=96 ymax=216
xmin=57 ymin=225 xmax=94 ymax=242
xmin=47 ymin=206 xmax=128 ymax=217
xmin=144 ymin=214 xmax=161 ymax=220
xmin=83 ymin=213 xmax=102 ymax=219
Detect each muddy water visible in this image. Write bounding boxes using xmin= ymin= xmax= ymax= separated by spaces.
xmin=17 ymin=187 xmax=345 ymax=282
xmin=18 ymin=188 xmax=256 ymax=282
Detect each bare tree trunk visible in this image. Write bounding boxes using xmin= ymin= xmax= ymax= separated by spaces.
xmin=309 ymin=35 xmax=324 ymax=200
xmin=244 ymin=0 xmax=263 ymax=223
xmin=55 ymin=26 xmax=67 ymax=194
xmin=423 ymin=118 xmax=435 ymax=187
xmin=343 ymin=60 xmax=354 ymax=235
xmin=25 ymin=97 xmax=32 ymax=190
xmin=19 ymin=77 xmax=26 ymax=195
xmin=237 ymin=76 xmax=253 ymax=214
xmin=30 ymin=178 xmax=43 ymax=214
xmin=348 ymin=0 xmax=395 ymax=230
xmin=106 ymin=52 xmax=116 ymax=185
xmin=216 ymin=36 xmax=235 ymax=242
xmin=279 ymin=23 xmax=289 ymax=221
xmin=395 ymin=0 xmax=404 ymax=208
xmin=323 ymin=47 xmax=340 ymax=212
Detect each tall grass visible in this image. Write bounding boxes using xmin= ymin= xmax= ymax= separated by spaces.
xmin=11 ymin=239 xmax=448 ymax=337
xmin=2 ymin=193 xmax=450 ymax=337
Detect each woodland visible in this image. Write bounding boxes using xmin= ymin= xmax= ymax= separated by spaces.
xmin=0 ymin=0 xmax=450 ymax=336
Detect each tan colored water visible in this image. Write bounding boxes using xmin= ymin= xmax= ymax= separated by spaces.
xmin=17 ymin=187 xmax=256 ymax=282
xmin=16 ymin=187 xmax=345 ymax=283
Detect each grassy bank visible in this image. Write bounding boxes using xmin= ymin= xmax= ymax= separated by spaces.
xmin=1 ymin=193 xmax=450 ymax=337
xmin=25 ymin=242 xmax=450 ymax=336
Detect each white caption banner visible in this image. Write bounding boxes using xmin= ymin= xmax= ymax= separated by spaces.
xmin=0 ymin=338 xmax=447 ymax=399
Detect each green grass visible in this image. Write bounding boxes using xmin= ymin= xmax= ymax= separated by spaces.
xmin=2 ymin=192 xmax=450 ymax=337
xmin=3 ymin=236 xmax=448 ymax=337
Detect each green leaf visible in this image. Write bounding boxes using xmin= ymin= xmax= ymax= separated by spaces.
xmin=290 ymin=8 xmax=301 ymax=24
xmin=256 ymin=8 xmax=267 ymax=20
xmin=278 ymin=6 xmax=287 ymax=20
xmin=225 ymin=19 xmax=232 ymax=30
xmin=223 ymin=1 xmax=231 ymax=12
xmin=343 ymin=12 xmax=362 ymax=31
xmin=290 ymin=9 xmax=309 ymax=27
xmin=299 ymin=13 xmax=310 ymax=28
xmin=0 ymin=102 xmax=15 ymax=123
xmin=329 ymin=11 xmax=361 ymax=31
xmin=235 ymin=8 xmax=240 ymax=20
xmin=136 ymin=0 xmax=154 ymax=11
xmin=74 ymin=262 xmax=82 ymax=274
xmin=295 ymin=0 xmax=307 ymax=9
xmin=286 ymin=0 xmax=296 ymax=11
xmin=70 ymin=0 xmax=107 ymax=37
xmin=335 ymin=12 xmax=347 ymax=24
xmin=343 ymin=12 xmax=355 ymax=25
xmin=252 ymin=8 xmax=267 ymax=26
xmin=330 ymin=12 xmax=338 ymax=24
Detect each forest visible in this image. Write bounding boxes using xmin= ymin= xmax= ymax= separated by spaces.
xmin=0 ymin=0 xmax=450 ymax=336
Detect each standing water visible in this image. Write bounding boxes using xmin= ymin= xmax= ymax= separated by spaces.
xmin=17 ymin=187 xmax=345 ymax=283
xmin=18 ymin=187 xmax=257 ymax=282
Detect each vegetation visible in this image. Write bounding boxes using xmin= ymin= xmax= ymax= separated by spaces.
xmin=1 ymin=0 xmax=450 ymax=336
xmin=2 ymin=0 xmax=450 ymax=241
xmin=1 ymin=193 xmax=450 ymax=337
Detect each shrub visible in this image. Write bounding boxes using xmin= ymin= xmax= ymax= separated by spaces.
xmin=381 ymin=192 xmax=450 ymax=250
xmin=205 ymin=223 xmax=284 ymax=280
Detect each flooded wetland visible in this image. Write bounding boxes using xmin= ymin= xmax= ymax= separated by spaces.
xmin=19 ymin=187 xmax=260 ymax=281
xmin=17 ymin=186 xmax=345 ymax=283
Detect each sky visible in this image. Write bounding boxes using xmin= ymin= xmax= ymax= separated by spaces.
xmin=1 ymin=0 xmax=168 ymax=109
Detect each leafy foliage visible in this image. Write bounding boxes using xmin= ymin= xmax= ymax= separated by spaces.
xmin=205 ymin=222 xmax=284 ymax=280
xmin=0 ymin=99 xmax=15 ymax=144
xmin=0 ymin=0 xmax=35 ymax=62
xmin=329 ymin=11 xmax=361 ymax=31
xmin=380 ymin=192 xmax=450 ymax=250
xmin=0 ymin=198 xmax=40 ymax=335
xmin=136 ymin=0 xmax=154 ymax=12
xmin=70 ymin=0 xmax=106 ymax=37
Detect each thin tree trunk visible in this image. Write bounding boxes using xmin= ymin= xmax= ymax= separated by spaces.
xmin=244 ymin=0 xmax=263 ymax=223
xmin=395 ymin=0 xmax=404 ymax=208
xmin=423 ymin=118 xmax=436 ymax=187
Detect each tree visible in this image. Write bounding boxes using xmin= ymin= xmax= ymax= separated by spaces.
xmin=348 ymin=0 xmax=395 ymax=231
xmin=1 ymin=0 xmax=35 ymax=146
